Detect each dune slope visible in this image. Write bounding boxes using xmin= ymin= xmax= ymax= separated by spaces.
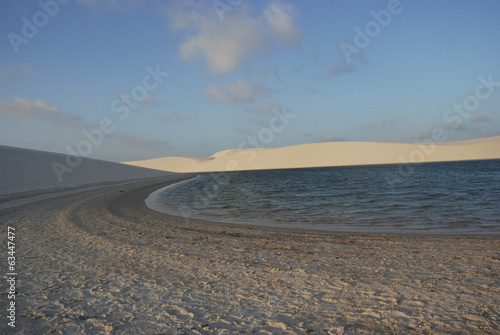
xmin=123 ymin=136 xmax=500 ymax=173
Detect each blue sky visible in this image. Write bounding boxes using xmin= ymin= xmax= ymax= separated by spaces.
xmin=1 ymin=0 xmax=499 ymax=162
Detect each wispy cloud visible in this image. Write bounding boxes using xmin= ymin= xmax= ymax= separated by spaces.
xmin=327 ymin=63 xmax=354 ymax=77
xmin=76 ymin=0 xmax=147 ymax=12
xmin=411 ymin=129 xmax=432 ymax=140
xmin=110 ymin=132 xmax=171 ymax=149
xmin=245 ymin=101 xmax=283 ymax=126
xmin=361 ymin=118 xmax=398 ymax=130
xmin=472 ymin=115 xmax=491 ymax=123
xmin=361 ymin=123 xmax=379 ymax=130
xmin=0 ymin=97 xmax=81 ymax=127
xmin=206 ymin=80 xmax=273 ymax=105
xmin=118 ymin=92 xmax=159 ymax=107
xmin=320 ymin=135 xmax=344 ymax=142
xmin=412 ymin=115 xmax=492 ymax=141
xmin=166 ymin=1 xmax=301 ymax=74
xmin=321 ymin=49 xmax=368 ymax=79
xmin=158 ymin=112 xmax=189 ymax=122
xmin=0 ymin=64 xmax=35 ymax=78
xmin=259 ymin=67 xmax=282 ymax=84
xmin=444 ymin=121 xmax=467 ymax=131
xmin=144 ymin=93 xmax=157 ymax=106
xmin=263 ymin=1 xmax=301 ymax=47
xmin=305 ymin=88 xmax=318 ymax=94
xmin=258 ymin=101 xmax=282 ymax=113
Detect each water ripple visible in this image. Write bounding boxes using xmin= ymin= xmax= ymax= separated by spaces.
xmin=149 ymin=160 xmax=500 ymax=234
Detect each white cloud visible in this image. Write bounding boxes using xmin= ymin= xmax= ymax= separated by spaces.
xmin=206 ymin=80 xmax=272 ymax=105
xmin=166 ymin=1 xmax=301 ymax=74
xmin=0 ymin=96 xmax=81 ymax=127
xmin=179 ymin=17 xmax=267 ymax=74
xmin=263 ymin=1 xmax=301 ymax=47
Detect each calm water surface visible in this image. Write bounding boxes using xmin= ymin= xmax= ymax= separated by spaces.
xmin=147 ymin=160 xmax=500 ymax=234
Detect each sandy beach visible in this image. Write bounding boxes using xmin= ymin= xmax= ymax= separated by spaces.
xmin=2 ymin=0 xmax=499 ymax=333
xmin=1 ymin=147 xmax=499 ymax=334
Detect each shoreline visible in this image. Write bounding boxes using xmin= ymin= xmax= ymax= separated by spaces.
xmin=144 ymin=172 xmax=500 ymax=238
xmin=2 ymin=175 xmax=499 ymax=333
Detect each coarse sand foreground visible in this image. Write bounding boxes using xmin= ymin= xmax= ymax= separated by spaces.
xmin=1 ymin=175 xmax=499 ymax=334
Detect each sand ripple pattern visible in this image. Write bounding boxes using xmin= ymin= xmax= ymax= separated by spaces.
xmin=1 ymin=177 xmax=500 ymax=334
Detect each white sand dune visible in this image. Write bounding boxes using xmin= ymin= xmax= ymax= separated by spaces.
xmin=123 ymin=136 xmax=500 ymax=173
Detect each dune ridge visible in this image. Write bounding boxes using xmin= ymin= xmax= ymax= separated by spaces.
xmin=123 ymin=136 xmax=500 ymax=173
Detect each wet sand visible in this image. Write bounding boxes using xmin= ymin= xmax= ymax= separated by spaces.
xmin=2 ymin=174 xmax=499 ymax=334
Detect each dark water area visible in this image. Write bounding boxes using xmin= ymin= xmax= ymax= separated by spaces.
xmin=147 ymin=160 xmax=500 ymax=234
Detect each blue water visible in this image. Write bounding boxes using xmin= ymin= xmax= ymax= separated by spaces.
xmin=147 ymin=160 xmax=500 ymax=234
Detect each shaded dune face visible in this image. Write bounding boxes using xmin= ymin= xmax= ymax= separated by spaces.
xmin=122 ymin=136 xmax=500 ymax=173
xmin=0 ymin=145 xmax=177 ymax=198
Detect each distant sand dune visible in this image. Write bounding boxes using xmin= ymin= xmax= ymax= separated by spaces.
xmin=123 ymin=136 xmax=500 ymax=173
